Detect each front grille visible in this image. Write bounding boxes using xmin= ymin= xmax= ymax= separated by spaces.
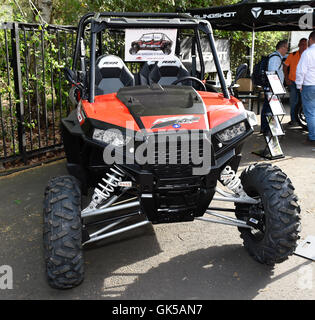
xmin=137 ymin=131 xmax=212 ymax=170
xmin=153 ymin=137 xmax=205 ymax=165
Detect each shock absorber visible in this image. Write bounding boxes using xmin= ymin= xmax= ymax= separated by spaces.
xmin=86 ymin=165 xmax=125 ymax=211
xmin=220 ymin=165 xmax=246 ymax=197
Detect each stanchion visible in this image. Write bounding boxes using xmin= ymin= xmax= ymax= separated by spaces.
xmin=252 ymin=71 xmax=286 ymax=160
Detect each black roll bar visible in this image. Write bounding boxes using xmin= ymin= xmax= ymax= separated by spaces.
xmin=198 ymin=21 xmax=230 ymax=99
xmin=89 ymin=21 xmax=97 ymax=103
xmin=194 ymin=28 xmax=205 ymax=80
xmin=75 ymin=12 xmax=230 ymax=102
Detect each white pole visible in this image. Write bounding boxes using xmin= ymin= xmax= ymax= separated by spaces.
xmin=250 ymin=28 xmax=255 ymax=77
xmin=249 ymin=28 xmax=255 ymax=110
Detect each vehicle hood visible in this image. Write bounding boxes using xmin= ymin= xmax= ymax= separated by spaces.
xmin=116 ymin=84 xmax=209 ymax=132
xmin=81 ymin=85 xmax=245 ymax=133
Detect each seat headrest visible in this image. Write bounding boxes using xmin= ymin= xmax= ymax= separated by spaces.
xmin=148 ymin=57 xmax=189 ymax=86
xmin=96 ymin=55 xmax=126 ymax=70
xmin=156 ymin=57 xmax=186 ymax=69
xmin=94 ymin=55 xmax=134 ymax=95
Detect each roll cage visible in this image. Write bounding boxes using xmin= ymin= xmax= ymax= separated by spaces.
xmin=71 ymin=12 xmax=230 ymax=103
xmin=137 ymin=33 xmax=171 ymax=42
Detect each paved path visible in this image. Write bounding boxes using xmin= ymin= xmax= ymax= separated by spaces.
xmin=0 ymin=117 xmax=314 ymax=300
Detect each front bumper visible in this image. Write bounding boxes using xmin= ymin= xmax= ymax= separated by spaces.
xmin=61 ymin=110 xmax=252 ymax=222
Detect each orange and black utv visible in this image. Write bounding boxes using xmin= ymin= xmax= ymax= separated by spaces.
xmin=43 ymin=12 xmax=301 ymax=289
xmin=129 ymin=32 xmax=173 ymax=55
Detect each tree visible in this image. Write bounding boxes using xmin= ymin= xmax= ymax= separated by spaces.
xmin=5 ymin=0 xmax=289 ymax=75
xmin=33 ymin=0 xmax=53 ymax=24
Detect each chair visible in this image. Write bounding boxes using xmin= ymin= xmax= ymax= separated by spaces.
xmin=234 ymin=78 xmax=262 ymax=114
xmin=148 ymin=57 xmax=190 ymax=86
xmin=95 ymin=55 xmax=135 ymax=95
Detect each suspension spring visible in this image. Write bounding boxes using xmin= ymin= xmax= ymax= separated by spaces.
xmin=89 ymin=165 xmax=125 ymax=210
xmin=220 ymin=165 xmax=246 ymax=197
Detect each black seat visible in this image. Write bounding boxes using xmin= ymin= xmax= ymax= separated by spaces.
xmin=138 ymin=61 xmax=156 ymax=85
xmin=148 ymin=57 xmax=190 ymax=86
xmin=95 ymin=55 xmax=134 ymax=95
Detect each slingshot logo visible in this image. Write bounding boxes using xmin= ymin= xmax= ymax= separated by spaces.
xmin=193 ymin=12 xmax=236 ymax=19
xmin=0 ymin=265 xmax=13 ymax=290
xmin=251 ymin=7 xmax=262 ymax=19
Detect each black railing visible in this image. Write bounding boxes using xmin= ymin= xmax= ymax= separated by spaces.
xmin=0 ymin=22 xmax=76 ymax=167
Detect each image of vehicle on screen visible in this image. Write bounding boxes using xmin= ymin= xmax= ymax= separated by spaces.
xmin=129 ymin=32 xmax=173 ymax=55
xmin=43 ymin=12 xmax=301 ymax=289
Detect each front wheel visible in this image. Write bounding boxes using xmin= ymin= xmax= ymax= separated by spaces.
xmin=43 ymin=175 xmax=84 ymax=289
xmin=235 ymin=163 xmax=301 ymax=265
xmin=129 ymin=45 xmax=139 ymax=55
xmin=162 ymin=46 xmax=171 ymax=55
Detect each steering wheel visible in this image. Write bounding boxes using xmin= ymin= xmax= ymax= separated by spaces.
xmin=172 ymin=76 xmax=207 ymax=91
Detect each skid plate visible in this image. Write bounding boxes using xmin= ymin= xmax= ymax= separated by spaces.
xmin=294 ymin=235 xmax=315 ymax=261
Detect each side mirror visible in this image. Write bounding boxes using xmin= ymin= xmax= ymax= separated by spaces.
xmin=64 ymin=67 xmax=77 ymax=84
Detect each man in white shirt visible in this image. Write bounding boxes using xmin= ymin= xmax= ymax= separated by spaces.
xmin=296 ymin=31 xmax=315 ymax=145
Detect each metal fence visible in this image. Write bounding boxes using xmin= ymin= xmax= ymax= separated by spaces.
xmin=0 ymin=22 xmax=76 ymax=167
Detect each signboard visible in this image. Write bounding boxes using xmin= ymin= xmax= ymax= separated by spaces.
xmin=266 ymin=115 xmax=284 ymax=136
xmin=125 ymin=29 xmax=177 ymax=61
xmin=266 ymin=71 xmax=286 ymax=95
xmin=185 ymin=1 xmax=315 ymax=32
xmin=265 ymin=135 xmax=284 ymax=157
xmin=267 ymin=93 xmax=286 ymax=115
xmin=181 ymin=37 xmax=230 ymax=73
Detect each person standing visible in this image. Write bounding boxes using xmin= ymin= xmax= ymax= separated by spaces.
xmin=261 ymin=40 xmax=288 ymax=134
xmin=283 ymin=38 xmax=308 ymax=125
xmin=296 ymin=31 xmax=315 ymax=145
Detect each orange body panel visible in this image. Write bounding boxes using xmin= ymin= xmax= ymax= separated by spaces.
xmin=81 ymin=91 xmax=244 ymax=131
xmin=82 ymin=94 xmax=141 ymax=131
xmin=198 ymin=92 xmax=244 ymax=129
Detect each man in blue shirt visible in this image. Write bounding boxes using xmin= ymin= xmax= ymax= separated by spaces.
xmin=260 ymin=40 xmax=288 ymax=134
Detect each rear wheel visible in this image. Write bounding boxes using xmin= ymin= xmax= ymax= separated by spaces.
xmin=235 ymin=163 xmax=301 ymax=265
xmin=43 ymin=175 xmax=84 ymax=289
xmin=295 ymin=101 xmax=308 ymax=131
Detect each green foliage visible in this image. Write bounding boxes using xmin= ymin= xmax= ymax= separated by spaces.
xmin=52 ymin=0 xmax=288 ymax=74
xmin=49 ymin=0 xmax=240 ymax=25
xmin=4 ymin=0 xmax=289 ymax=75
xmin=214 ymin=29 xmax=289 ymax=74
xmin=0 ymin=18 xmax=74 ymax=157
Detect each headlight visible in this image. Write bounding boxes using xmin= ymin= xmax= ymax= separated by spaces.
xmin=216 ymin=122 xmax=246 ymax=142
xmin=93 ymin=128 xmax=131 ymax=147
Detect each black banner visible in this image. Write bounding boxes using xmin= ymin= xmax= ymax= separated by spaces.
xmin=185 ymin=0 xmax=315 ymax=31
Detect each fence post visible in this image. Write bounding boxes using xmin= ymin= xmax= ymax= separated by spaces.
xmin=11 ymin=22 xmax=27 ymax=164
